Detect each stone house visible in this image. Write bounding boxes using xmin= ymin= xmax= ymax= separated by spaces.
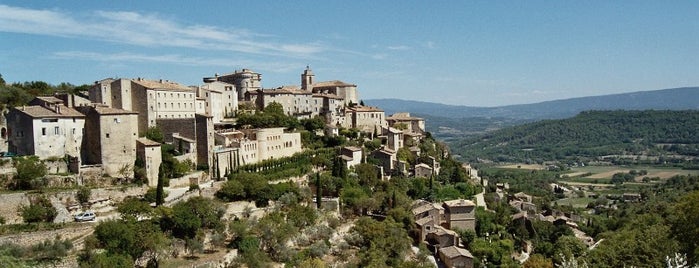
xmin=340 ymin=146 xmax=362 ymax=169
xmin=136 ymin=138 xmax=161 ymax=187
xmin=443 ymin=199 xmax=477 ymax=231
xmin=76 ymin=105 xmax=138 ymax=178
xmin=7 ymin=97 xmax=85 ymax=161
xmin=425 ymin=225 xmax=460 ymax=249
xmin=414 ymin=163 xmax=433 ymax=178
xmin=438 ymin=246 xmax=474 ymax=268
xmin=386 ymin=112 xmax=425 ymax=134
xmin=344 ymin=105 xmax=386 ymax=134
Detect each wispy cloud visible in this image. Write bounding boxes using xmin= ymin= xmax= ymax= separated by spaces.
xmin=387 ymin=45 xmax=411 ymax=51
xmin=52 ymin=51 xmax=301 ymax=73
xmin=425 ymin=41 xmax=436 ymax=49
xmin=0 ymin=5 xmax=325 ymax=58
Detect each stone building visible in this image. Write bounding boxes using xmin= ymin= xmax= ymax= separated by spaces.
xmin=76 ymin=105 xmax=139 ymax=178
xmin=438 ymin=246 xmax=474 ymax=268
xmin=136 ymin=138 xmax=162 ymax=187
xmin=387 ymin=112 xmax=425 ymax=134
xmin=198 ymin=81 xmax=237 ymax=123
xmin=204 ymin=69 xmax=262 ymax=101
xmin=247 ymin=86 xmax=315 ymax=118
xmin=386 ymin=127 xmax=404 ymax=151
xmin=443 ymin=199 xmax=477 ymax=231
xmin=344 ymin=105 xmax=386 ymax=133
xmin=212 ymin=147 xmax=240 ymax=179
xmin=90 ymin=78 xmax=197 ymax=135
xmin=7 ymin=97 xmax=85 ymax=161
xmin=215 ymin=127 xmax=302 ymax=166
xmin=340 ymin=146 xmax=362 ymax=169
xmin=415 ymin=163 xmax=434 ymax=178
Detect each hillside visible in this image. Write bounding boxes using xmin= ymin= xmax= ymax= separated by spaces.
xmin=366 ymin=87 xmax=699 ymax=120
xmin=450 ymin=110 xmax=699 ymax=164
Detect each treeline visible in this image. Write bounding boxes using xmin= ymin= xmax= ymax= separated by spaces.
xmin=452 ymin=110 xmax=699 ymax=163
xmin=0 ymin=74 xmax=91 ymax=109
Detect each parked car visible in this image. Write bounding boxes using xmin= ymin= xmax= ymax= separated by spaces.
xmin=74 ymin=211 xmax=96 ymax=222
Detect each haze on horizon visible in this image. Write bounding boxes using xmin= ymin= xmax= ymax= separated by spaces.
xmin=1 ymin=1 xmax=697 ymax=107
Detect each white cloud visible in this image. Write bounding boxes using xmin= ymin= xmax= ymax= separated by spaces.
xmin=425 ymin=41 xmax=436 ymax=49
xmin=0 ymin=5 xmax=327 ymax=58
xmin=52 ymin=51 xmax=301 ymax=73
xmin=387 ymin=45 xmax=411 ymax=50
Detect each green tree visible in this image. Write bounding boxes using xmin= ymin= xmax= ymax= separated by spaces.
xmin=13 ymin=157 xmax=47 ymax=190
xmin=19 ymin=196 xmax=57 ymax=223
xmin=669 ymin=190 xmax=699 ymax=263
xmin=76 ymin=186 xmax=91 ymax=206
xmin=355 ymin=163 xmax=380 ymax=189
xmin=347 ymin=217 xmax=412 ymax=267
xmin=168 ymin=197 xmax=222 ymax=239
xmin=215 ymin=179 xmax=246 ymax=202
xmin=144 ymin=126 xmax=164 ymax=143
xmin=117 ymin=197 xmax=153 ymax=221
xmin=315 ymin=172 xmax=322 ymax=209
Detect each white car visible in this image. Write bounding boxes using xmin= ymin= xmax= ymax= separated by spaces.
xmin=74 ymin=211 xmax=96 ymax=222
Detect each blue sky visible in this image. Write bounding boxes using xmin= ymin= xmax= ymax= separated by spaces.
xmin=1 ymin=1 xmax=697 ymax=106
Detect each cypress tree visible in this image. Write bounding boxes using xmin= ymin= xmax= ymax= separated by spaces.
xmin=316 ymin=172 xmax=322 ymax=209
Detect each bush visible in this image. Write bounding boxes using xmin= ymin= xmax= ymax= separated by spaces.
xmin=13 ymin=157 xmax=47 ymax=190
xmin=76 ymin=186 xmax=91 ymax=205
xmin=19 ymin=196 xmax=57 ymax=223
xmin=216 ymin=180 xmax=245 ymax=202
xmin=144 ymin=187 xmax=168 ymax=204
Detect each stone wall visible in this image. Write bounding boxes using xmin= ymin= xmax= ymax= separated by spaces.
xmin=156 ymin=118 xmax=196 ymax=143
xmin=168 ymin=171 xmax=208 ymax=188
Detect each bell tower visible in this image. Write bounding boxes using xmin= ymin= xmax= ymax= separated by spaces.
xmin=301 ymin=66 xmax=314 ymax=90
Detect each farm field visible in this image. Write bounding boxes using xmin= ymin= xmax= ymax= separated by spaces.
xmin=566 ymin=166 xmax=699 ymax=180
xmin=499 ymin=164 xmax=546 ymax=170
xmin=555 ymin=197 xmax=594 ymax=208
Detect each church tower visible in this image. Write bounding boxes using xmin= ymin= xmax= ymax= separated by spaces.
xmin=301 ymin=66 xmax=314 ymax=90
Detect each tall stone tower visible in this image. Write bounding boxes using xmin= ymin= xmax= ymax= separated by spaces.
xmin=301 ymin=66 xmax=314 ymax=90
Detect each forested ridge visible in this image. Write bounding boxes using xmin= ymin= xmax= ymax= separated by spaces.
xmin=453 ymin=110 xmax=699 ymax=163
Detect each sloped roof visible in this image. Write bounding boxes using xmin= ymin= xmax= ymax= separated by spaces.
xmin=132 ymin=79 xmax=191 ymax=91
xmin=15 ymin=105 xmax=84 ymax=118
xmin=439 ymin=246 xmax=474 ymax=259
xmin=311 ymin=80 xmax=356 ymax=87
xmin=92 ymin=106 xmax=138 ymax=115
xmin=137 ymin=138 xmax=161 ymax=146
xmin=443 ymin=199 xmax=476 ymax=208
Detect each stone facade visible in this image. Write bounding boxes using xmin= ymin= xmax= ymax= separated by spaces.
xmin=91 ymin=78 xmax=197 ymax=135
xmin=76 ymin=105 xmax=138 ymax=177
xmin=415 ymin=163 xmax=433 ymax=178
xmin=136 ymin=138 xmax=161 ymax=187
xmin=205 ymin=69 xmax=262 ymax=101
xmin=438 ymin=246 xmax=474 ymax=268
xmin=443 ymin=199 xmax=477 ymax=231
xmin=345 ymin=105 xmax=386 ymax=133
xmin=387 ymin=112 xmax=425 ymax=134
xmin=199 ymin=81 xmax=237 ymax=122
xmin=7 ymin=99 xmax=85 ymax=161
xmin=340 ymin=146 xmax=362 ymax=168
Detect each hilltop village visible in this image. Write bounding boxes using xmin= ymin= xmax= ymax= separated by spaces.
xmin=0 ymin=68 xmax=490 ymax=267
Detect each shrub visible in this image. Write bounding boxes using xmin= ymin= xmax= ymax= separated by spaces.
xmin=76 ymin=186 xmax=91 ymax=205
xmin=19 ymin=196 xmax=57 ymax=223
xmin=13 ymin=156 xmax=47 ymax=190
xmin=144 ymin=187 xmax=168 ymax=204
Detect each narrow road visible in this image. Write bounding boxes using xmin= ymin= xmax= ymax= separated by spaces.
xmin=475 ymin=188 xmax=487 ymax=210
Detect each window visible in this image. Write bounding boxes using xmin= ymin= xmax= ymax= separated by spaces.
xmin=72 ymin=128 xmax=76 ymax=135
xmin=106 ymin=133 xmax=110 ymax=138
xmin=42 ymin=128 xmax=47 ymax=136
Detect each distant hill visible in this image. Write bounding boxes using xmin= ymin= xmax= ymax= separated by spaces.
xmin=450 ymin=110 xmax=699 ymax=164
xmin=366 ymin=87 xmax=699 ymax=120
xmin=365 ymin=87 xmax=699 ymax=140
